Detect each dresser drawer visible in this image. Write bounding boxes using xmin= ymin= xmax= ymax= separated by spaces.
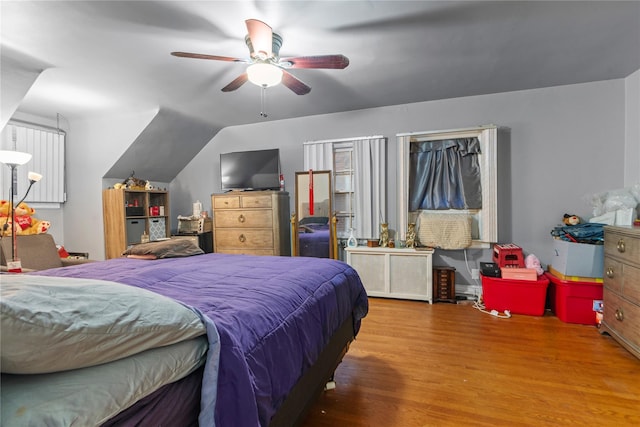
xmin=216 ymin=248 xmax=275 ymax=256
xmin=214 ymin=196 xmax=240 ymax=209
xmin=603 ymin=288 xmax=640 ymax=351
xmin=603 ymin=256 xmax=623 ymax=293
xmin=215 ymin=210 xmax=273 ymax=228
xmin=605 ymin=228 xmax=640 ymax=265
xmin=215 ymin=229 xmax=273 ymax=250
xmin=621 ymin=262 xmax=640 ymax=305
xmin=241 ymin=195 xmax=272 ymax=208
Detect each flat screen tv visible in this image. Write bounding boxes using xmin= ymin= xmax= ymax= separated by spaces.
xmin=220 ymin=148 xmax=280 ymax=191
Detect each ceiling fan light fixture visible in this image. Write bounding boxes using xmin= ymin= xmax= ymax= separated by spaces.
xmin=247 ymin=63 xmax=283 ymax=88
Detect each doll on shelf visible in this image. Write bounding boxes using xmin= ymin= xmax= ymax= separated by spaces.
xmin=379 ymin=223 xmax=389 ymax=247
xmin=406 ymin=223 xmax=417 ymax=249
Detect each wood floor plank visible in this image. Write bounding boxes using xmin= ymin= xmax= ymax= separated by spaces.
xmin=301 ymin=298 xmax=640 ymax=426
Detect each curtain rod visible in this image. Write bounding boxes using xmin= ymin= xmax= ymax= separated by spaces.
xmin=9 ymin=119 xmax=67 ymax=135
xmin=303 ymin=135 xmax=384 ymax=145
xmin=396 ymin=125 xmax=496 ymax=137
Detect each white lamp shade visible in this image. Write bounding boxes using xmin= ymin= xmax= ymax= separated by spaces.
xmin=28 ymin=171 xmax=43 ymax=182
xmin=0 ymin=150 xmax=32 ymax=166
xmin=247 ymin=63 xmax=283 ymax=87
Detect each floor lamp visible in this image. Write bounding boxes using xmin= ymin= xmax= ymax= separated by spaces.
xmin=0 ymin=150 xmax=38 ymax=272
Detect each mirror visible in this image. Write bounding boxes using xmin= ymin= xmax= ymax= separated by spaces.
xmin=291 ymin=170 xmax=338 ymax=259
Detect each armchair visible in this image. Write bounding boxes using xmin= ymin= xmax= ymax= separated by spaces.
xmin=0 ymin=234 xmax=94 ymax=272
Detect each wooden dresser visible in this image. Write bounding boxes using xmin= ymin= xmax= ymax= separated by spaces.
xmin=601 ymin=226 xmax=640 ymax=359
xmin=211 ymin=191 xmax=291 ymax=256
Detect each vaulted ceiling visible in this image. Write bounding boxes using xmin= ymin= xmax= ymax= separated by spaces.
xmin=2 ymin=1 xmax=639 ymax=180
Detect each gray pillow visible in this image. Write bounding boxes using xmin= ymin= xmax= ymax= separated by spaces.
xmin=122 ymin=238 xmax=204 ymax=259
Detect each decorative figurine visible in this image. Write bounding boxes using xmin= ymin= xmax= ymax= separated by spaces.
xmin=379 ymin=223 xmax=389 ymax=247
xmin=406 ymin=223 xmax=417 ymax=248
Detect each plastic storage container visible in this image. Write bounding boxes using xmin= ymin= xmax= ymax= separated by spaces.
xmin=545 ymin=272 xmax=603 ymax=325
xmin=481 ymin=274 xmax=549 ymax=316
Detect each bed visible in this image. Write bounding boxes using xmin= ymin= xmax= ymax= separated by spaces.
xmin=1 ymin=246 xmax=368 ymax=427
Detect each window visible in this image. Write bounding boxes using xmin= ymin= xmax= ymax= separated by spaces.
xmin=303 ymin=136 xmax=386 ymax=240
xmin=397 ymin=126 xmax=498 ymax=248
xmin=333 ymin=145 xmax=354 ymax=237
xmin=0 ymin=122 xmax=66 ymax=205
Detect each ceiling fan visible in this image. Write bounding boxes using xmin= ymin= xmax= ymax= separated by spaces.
xmin=171 ymin=19 xmax=349 ymax=95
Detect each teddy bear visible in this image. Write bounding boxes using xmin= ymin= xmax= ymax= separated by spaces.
xmin=0 ymin=200 xmax=12 ymax=236
xmin=563 ymin=213 xmax=581 ymax=226
xmin=0 ymin=200 xmax=50 ymax=236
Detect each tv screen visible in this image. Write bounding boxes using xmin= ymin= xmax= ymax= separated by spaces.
xmin=220 ymin=148 xmax=280 ymax=191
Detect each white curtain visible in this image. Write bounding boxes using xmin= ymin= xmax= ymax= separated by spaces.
xmin=303 ymin=141 xmax=334 ymax=171
xmin=353 ymin=137 xmax=386 ymax=239
xmin=303 ymin=136 xmax=386 ymax=240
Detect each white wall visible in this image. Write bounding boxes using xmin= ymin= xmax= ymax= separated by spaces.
xmin=174 ymin=79 xmax=627 ymax=288
xmin=63 ymin=109 xmax=158 ymax=259
xmin=625 ymin=69 xmax=640 ymax=187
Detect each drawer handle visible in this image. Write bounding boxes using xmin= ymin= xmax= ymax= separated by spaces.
xmin=616 ymin=239 xmax=625 ymax=253
xmin=238 ymin=214 xmax=246 ymax=223
xmin=615 ymin=308 xmax=624 ymax=322
xmin=238 ymin=234 xmax=246 ymax=243
xmin=606 ymin=267 xmax=615 ymax=279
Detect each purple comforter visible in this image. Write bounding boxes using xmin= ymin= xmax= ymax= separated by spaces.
xmin=36 ymin=253 xmax=368 ymax=427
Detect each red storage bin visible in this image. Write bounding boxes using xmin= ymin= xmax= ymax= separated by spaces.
xmin=481 ymin=274 xmax=549 ymax=316
xmin=545 ymin=272 xmax=603 ymax=325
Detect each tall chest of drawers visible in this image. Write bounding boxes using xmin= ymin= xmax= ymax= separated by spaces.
xmin=601 ymin=226 xmax=640 ymax=359
xmin=211 ymin=191 xmax=291 ymax=256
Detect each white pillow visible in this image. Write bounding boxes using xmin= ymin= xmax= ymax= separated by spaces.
xmin=1 ymin=275 xmax=206 ymax=374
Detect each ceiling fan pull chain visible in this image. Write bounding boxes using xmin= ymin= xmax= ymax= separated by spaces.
xmin=260 ymin=85 xmax=268 ymax=118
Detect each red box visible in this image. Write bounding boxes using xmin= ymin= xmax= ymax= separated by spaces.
xmin=492 ymin=243 xmax=525 ymax=268
xmin=500 ymin=267 xmax=538 ymax=281
xmin=545 ymin=272 xmax=603 ymax=325
xmin=481 ymin=274 xmax=549 ymax=316
xmin=149 ymin=206 xmax=160 ymax=216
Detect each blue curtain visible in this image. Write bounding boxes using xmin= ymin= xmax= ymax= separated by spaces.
xmin=409 ymin=138 xmax=482 ymax=211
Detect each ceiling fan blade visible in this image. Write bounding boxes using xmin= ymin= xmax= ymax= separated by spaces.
xmin=171 ymin=51 xmax=247 ymax=63
xmin=221 ymin=73 xmax=248 ymax=92
xmin=281 ymin=54 xmax=350 ymax=69
xmin=281 ymin=71 xmax=311 ymax=95
xmin=245 ymin=19 xmax=273 ymax=58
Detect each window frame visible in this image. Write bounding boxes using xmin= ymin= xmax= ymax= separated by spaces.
xmin=397 ymin=126 xmax=498 ymax=248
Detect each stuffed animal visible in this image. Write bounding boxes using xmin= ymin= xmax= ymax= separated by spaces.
xmin=0 ymin=200 xmax=12 ymax=236
xmin=525 ymin=253 xmax=544 ymax=276
xmin=0 ymin=201 xmax=50 ymax=235
xmin=563 ymin=213 xmax=581 ymax=226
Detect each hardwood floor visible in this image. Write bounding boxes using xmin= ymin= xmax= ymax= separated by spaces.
xmin=301 ymin=298 xmax=640 ymax=426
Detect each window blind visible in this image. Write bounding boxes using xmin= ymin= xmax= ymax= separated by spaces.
xmin=0 ymin=123 xmax=66 ymax=204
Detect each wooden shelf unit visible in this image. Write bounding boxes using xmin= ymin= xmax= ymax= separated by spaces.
xmin=102 ymin=188 xmax=170 ymax=259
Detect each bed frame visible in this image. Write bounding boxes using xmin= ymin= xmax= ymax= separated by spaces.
xmin=269 ymin=315 xmax=355 ymax=427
